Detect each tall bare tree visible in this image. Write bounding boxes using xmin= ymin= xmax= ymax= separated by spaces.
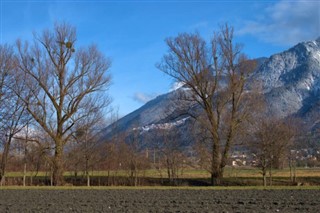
xmin=14 ymin=23 xmax=112 ymax=185
xmin=158 ymin=24 xmax=257 ymax=185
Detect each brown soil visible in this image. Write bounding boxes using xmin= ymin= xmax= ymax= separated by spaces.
xmin=0 ymin=189 xmax=319 ymax=212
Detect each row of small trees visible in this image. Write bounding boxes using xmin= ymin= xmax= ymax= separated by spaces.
xmin=0 ymin=116 xmax=309 ymax=187
xmin=0 ymin=126 xmax=186 ymax=186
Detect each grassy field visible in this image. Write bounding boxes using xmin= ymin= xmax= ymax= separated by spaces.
xmin=5 ymin=166 xmax=320 ymax=178
xmin=1 ymin=184 xmax=320 ymax=190
xmin=223 ymin=167 xmax=320 ymax=178
xmin=3 ymin=167 xmax=320 ymax=187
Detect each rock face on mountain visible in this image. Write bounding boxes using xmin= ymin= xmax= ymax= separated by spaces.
xmin=254 ymin=38 xmax=320 ymax=133
xmin=103 ymin=38 xmax=320 ymax=141
xmin=254 ymin=38 xmax=320 ymax=119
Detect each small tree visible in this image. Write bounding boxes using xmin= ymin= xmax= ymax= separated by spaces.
xmin=147 ymin=126 xmax=187 ymax=185
xmin=122 ymin=130 xmax=149 ymax=186
xmin=249 ymin=118 xmax=295 ymax=186
xmin=66 ymin=111 xmax=107 ymax=186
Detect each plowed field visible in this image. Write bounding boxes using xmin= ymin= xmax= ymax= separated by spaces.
xmin=0 ymin=189 xmax=319 ymax=212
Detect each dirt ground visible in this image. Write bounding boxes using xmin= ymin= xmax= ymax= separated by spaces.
xmin=0 ymin=189 xmax=319 ymax=212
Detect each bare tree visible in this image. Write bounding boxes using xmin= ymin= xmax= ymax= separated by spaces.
xmin=14 ymin=23 xmax=112 ymax=185
xmin=122 ymin=130 xmax=150 ymax=186
xmin=147 ymin=126 xmax=187 ymax=185
xmin=14 ymin=129 xmax=51 ymax=186
xmin=158 ymin=24 xmax=257 ymax=185
xmin=249 ymin=117 xmax=296 ymax=186
xmin=97 ymin=108 xmax=122 ymax=185
xmin=66 ymin=110 xmax=107 ymax=186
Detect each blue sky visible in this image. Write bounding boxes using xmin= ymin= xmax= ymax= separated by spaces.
xmin=1 ymin=0 xmax=319 ymax=117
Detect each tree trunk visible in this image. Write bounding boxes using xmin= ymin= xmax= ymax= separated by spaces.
xmin=211 ymin=169 xmax=223 ymax=186
xmin=107 ymin=170 xmax=110 ymax=186
xmin=0 ymin=135 xmax=13 ymax=186
xmin=289 ymin=158 xmax=292 ymax=181
xmin=263 ymin=174 xmax=267 ymax=187
xmin=0 ymin=176 xmax=5 ymax=186
xmin=211 ymin=141 xmax=222 ymax=186
xmin=134 ymin=170 xmax=138 ymax=187
xmin=85 ymin=156 xmax=90 ymax=187
xmin=50 ymin=172 xmax=53 ymax=186
xmin=293 ymin=160 xmax=297 ymax=183
xmin=23 ymin=162 xmax=27 ymax=186
xmin=262 ymin=167 xmax=267 ymax=187
xmin=87 ymin=173 xmax=90 ymax=187
xmin=167 ymin=158 xmax=176 ymax=185
xmin=269 ymin=163 xmax=273 ymax=186
xmin=52 ymin=143 xmax=64 ymax=186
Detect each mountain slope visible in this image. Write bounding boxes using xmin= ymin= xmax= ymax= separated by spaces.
xmin=102 ymin=88 xmax=193 ymax=140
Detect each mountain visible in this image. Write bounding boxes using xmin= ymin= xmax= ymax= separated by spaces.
xmin=102 ymin=38 xmax=320 ymax=142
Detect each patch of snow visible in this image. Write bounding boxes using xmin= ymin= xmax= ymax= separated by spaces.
xmin=302 ymin=75 xmax=314 ymax=91
xmin=313 ymin=51 xmax=320 ymax=62
xmin=142 ymin=126 xmax=150 ymax=131
xmin=133 ymin=117 xmax=190 ymax=134
xmin=170 ymin=82 xmax=185 ymax=91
